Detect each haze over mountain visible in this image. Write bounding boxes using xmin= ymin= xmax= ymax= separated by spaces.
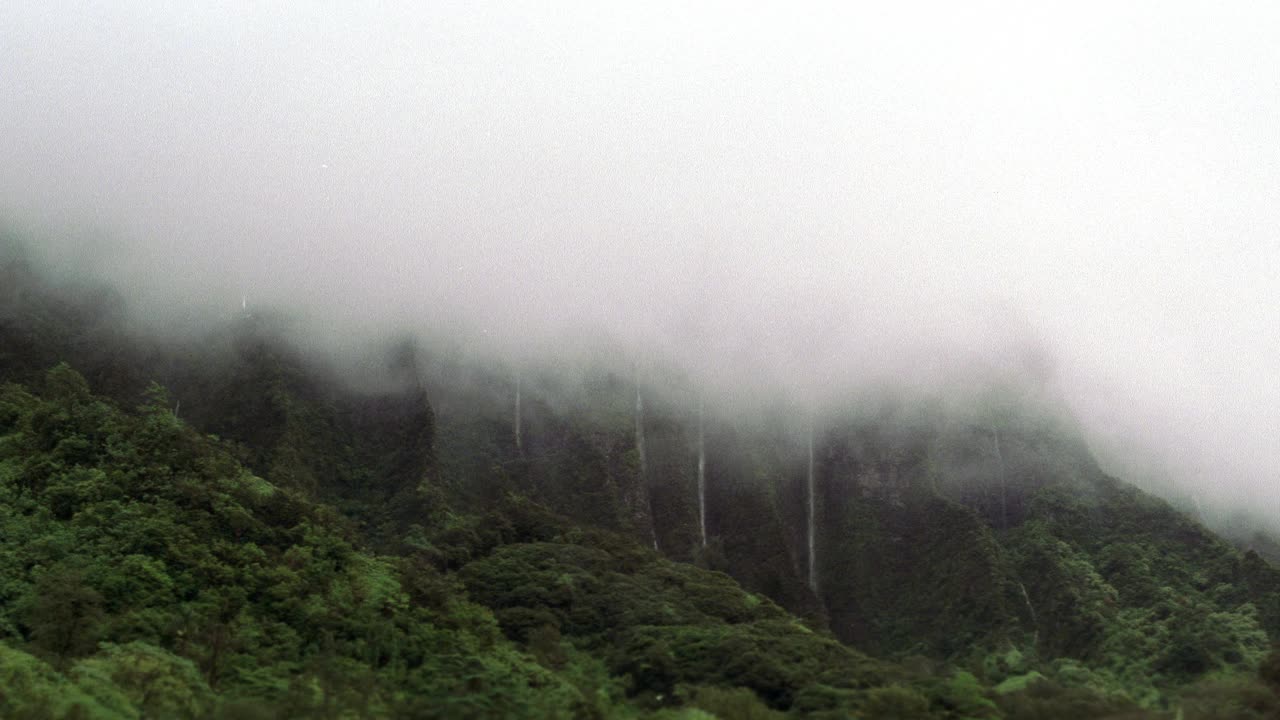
xmin=3 ymin=1 xmax=1278 ymax=522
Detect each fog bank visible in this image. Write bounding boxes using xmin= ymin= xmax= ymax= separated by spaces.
xmin=3 ymin=2 xmax=1278 ymax=518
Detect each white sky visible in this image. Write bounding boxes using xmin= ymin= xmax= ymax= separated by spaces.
xmin=2 ymin=1 xmax=1278 ymax=512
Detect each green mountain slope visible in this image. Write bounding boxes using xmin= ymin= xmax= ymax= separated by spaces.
xmin=6 ymin=239 xmax=1280 ymax=717
xmin=0 ymin=365 xmax=937 ymax=718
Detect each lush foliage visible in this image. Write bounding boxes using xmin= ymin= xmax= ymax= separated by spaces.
xmin=0 ymin=365 xmax=925 ymax=717
xmin=0 ymin=366 xmax=614 ymax=717
xmin=9 ymin=245 xmax=1280 ymax=717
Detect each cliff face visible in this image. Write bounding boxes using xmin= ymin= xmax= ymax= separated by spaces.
xmin=7 ymin=247 xmax=1280 ymax=715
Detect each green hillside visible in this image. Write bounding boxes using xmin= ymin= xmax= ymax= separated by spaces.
xmin=5 ymin=244 xmax=1280 ymax=718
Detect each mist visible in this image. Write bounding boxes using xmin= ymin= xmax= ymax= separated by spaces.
xmin=2 ymin=2 xmax=1278 ymax=522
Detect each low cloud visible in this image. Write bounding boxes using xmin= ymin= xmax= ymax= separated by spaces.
xmin=2 ymin=2 xmax=1277 ymax=522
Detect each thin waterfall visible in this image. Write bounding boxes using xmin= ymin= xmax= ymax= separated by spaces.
xmin=1018 ymin=581 xmax=1039 ymax=647
xmin=807 ymin=422 xmax=817 ymax=593
xmin=992 ymin=426 xmax=1006 ymax=529
xmin=635 ymin=366 xmax=658 ymax=551
xmin=635 ymin=372 xmax=647 ymax=477
xmin=514 ymin=374 xmax=523 ymax=454
xmin=697 ymin=396 xmax=707 ymax=548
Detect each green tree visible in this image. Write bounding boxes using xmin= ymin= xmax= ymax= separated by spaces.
xmin=22 ymin=567 xmax=104 ymax=663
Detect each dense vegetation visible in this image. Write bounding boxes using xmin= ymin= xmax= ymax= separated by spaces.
xmin=5 ymin=240 xmax=1280 ymax=718
xmin=0 ymin=364 xmax=906 ymax=718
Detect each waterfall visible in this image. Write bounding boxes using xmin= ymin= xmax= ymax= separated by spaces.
xmin=635 ymin=374 xmax=648 ymax=477
xmin=514 ymin=374 xmax=523 ymax=453
xmin=697 ymin=396 xmax=707 ymax=548
xmin=635 ymin=367 xmax=658 ymax=551
xmin=1018 ymin=581 xmax=1039 ymax=647
xmin=807 ymin=422 xmax=817 ymax=593
xmin=992 ymin=427 xmax=1006 ymax=529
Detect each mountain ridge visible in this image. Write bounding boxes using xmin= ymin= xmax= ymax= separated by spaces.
xmin=5 ymin=240 xmax=1280 ymax=718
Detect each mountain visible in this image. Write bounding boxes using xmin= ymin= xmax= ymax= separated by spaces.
xmin=4 ymin=240 xmax=1280 ymax=718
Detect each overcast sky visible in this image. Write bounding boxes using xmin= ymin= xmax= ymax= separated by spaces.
xmin=2 ymin=2 xmax=1278 ymax=512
